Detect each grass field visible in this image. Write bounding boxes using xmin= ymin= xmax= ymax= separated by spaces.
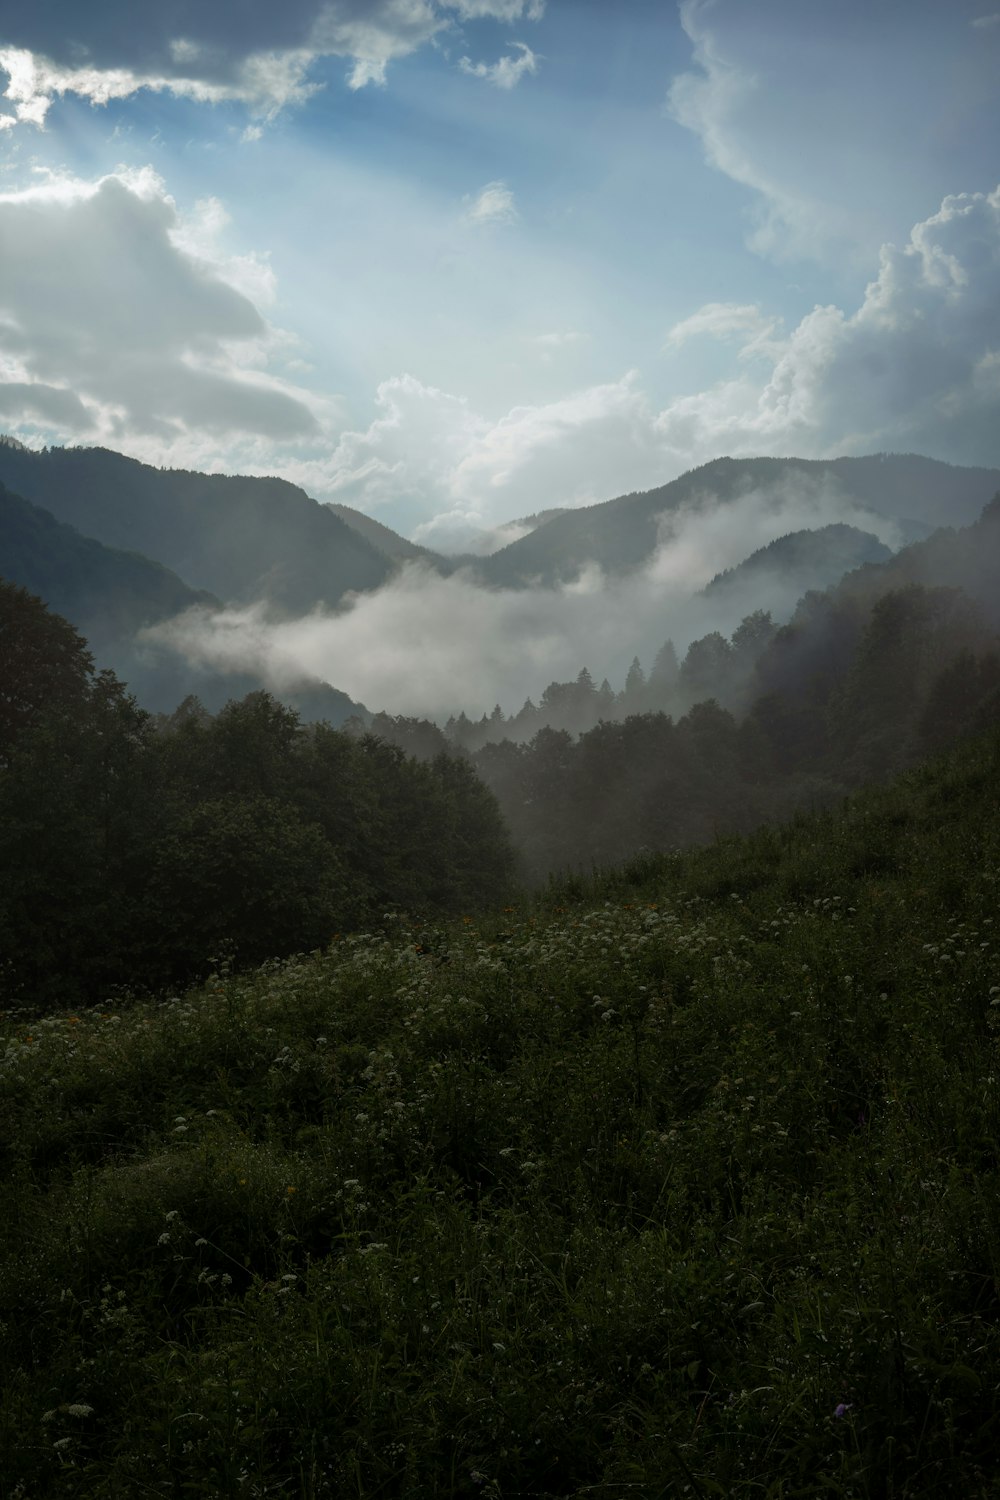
xmin=3 ymin=728 xmax=1000 ymax=1497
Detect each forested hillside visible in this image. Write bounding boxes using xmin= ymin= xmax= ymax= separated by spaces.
xmin=0 ymin=440 xmax=393 ymax=612
xmin=701 ymin=522 xmax=892 ymax=601
xmin=475 ymin=453 xmax=1000 ymax=588
xmin=2 ymin=720 xmax=999 ymax=1496
xmin=356 ymin=495 xmax=1000 ymax=878
xmin=0 ymin=478 xmax=368 ymax=719
xmin=0 ymin=582 xmax=514 ymax=1009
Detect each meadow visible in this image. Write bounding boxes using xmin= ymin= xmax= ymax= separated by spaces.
xmin=2 ymin=726 xmax=1000 ymax=1497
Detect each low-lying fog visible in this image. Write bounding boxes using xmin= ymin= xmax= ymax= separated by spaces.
xmin=145 ymin=477 xmax=903 ymax=720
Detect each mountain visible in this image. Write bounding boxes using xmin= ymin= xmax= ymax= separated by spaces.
xmin=0 ymin=441 xmax=394 ymax=614
xmin=326 ymin=501 xmax=443 ymax=566
xmin=702 ymin=523 xmax=893 ymax=602
xmin=511 ymin=506 xmax=569 ymax=533
xmin=0 ymin=481 xmax=217 ymax=651
xmin=0 ymin=480 xmax=367 ymax=723
xmin=476 ymin=453 xmax=1000 ymax=588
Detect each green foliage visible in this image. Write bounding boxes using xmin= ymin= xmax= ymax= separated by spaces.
xmin=2 ymin=727 xmax=1000 ymax=1495
xmin=0 ymin=578 xmax=94 ymax=756
xmin=475 ymin=553 xmax=1000 ymax=881
xmin=0 ymin=594 xmax=516 ymax=1007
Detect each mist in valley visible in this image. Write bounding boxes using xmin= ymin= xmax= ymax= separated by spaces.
xmin=146 ymin=474 xmax=905 ymax=724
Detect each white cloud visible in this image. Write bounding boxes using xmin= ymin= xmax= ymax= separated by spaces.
xmin=0 ymin=43 xmax=321 ymax=130
xmin=665 ymin=0 xmax=1000 ymax=270
xmin=665 ymin=302 xmax=781 ymax=357
xmin=3 ymin=163 xmax=996 ymax=550
xmin=290 ymin=370 xmax=674 ymax=544
xmin=658 ymin=186 xmax=1000 ymax=464
xmin=463 ymin=179 xmax=518 ymax=226
xmin=972 ymin=12 xmax=1000 ymax=26
xmin=667 ymin=0 xmax=844 ymax=262
xmin=0 ymin=0 xmax=546 ymax=129
xmin=268 ymin=187 xmax=1000 ymax=540
xmin=459 ymin=41 xmax=539 ymax=89
xmin=528 ymin=330 xmax=587 ymax=366
xmin=0 ymin=169 xmax=321 ymax=447
xmin=145 ymin=471 xmax=899 ymax=721
xmin=530 ymin=331 xmax=585 ymax=349
xmin=446 ymin=1 xmax=544 ymax=18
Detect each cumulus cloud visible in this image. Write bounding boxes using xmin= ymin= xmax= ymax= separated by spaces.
xmin=259 ymin=186 xmax=1000 ymax=542
xmin=145 ymin=472 xmax=900 ymax=721
xmin=459 ymin=41 xmax=539 ymax=89
xmin=657 ymin=187 xmax=1000 ymax=465
xmin=463 ymin=179 xmax=519 ymax=226
xmin=284 ymin=370 xmax=675 ymax=548
xmin=2 ymin=164 xmax=996 ymax=546
xmin=0 ymin=0 xmax=545 ymax=128
xmin=0 ymin=380 xmax=90 ymax=429
xmin=665 ymin=302 xmax=781 ymax=357
xmin=667 ymin=0 xmax=848 ymax=261
xmin=666 ymin=0 xmax=1000 ymax=267
xmin=0 ymin=168 xmax=321 ymax=447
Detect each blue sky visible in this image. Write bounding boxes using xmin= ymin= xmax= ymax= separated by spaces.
xmin=1 ymin=0 xmax=999 ymax=550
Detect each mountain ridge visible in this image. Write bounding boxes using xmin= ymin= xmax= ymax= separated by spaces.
xmin=0 ymin=441 xmax=394 ymax=614
xmin=475 ymin=453 xmax=1000 ymax=588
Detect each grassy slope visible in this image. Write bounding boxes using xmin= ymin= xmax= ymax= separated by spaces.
xmin=2 ymin=728 xmax=1000 ymax=1497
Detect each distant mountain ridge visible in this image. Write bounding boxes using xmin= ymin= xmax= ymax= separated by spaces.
xmin=0 ymin=442 xmax=394 ymax=614
xmin=703 ymin=523 xmax=893 ymax=601
xmin=0 ymin=481 xmax=217 ymax=649
xmin=326 ymin=501 xmax=443 ymax=566
xmin=0 ymin=477 xmax=367 ymax=722
xmin=4 ymin=438 xmax=998 ymax=729
xmin=475 ymin=454 xmax=1000 ymax=588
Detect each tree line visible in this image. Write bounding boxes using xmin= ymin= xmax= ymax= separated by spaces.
xmin=0 ymin=581 xmax=515 ymax=1010
xmin=348 ymin=495 xmax=1000 ymax=882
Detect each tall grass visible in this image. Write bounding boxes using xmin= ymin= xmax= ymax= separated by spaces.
xmin=2 ymin=728 xmax=1000 ymax=1496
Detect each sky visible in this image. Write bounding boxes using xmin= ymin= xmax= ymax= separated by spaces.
xmin=1 ymin=0 xmax=1000 ymax=556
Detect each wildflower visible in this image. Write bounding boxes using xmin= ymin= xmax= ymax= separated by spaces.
xmin=834 ymin=1403 xmax=852 ymax=1418
xmin=65 ymin=1404 xmax=94 ymax=1418
xmin=286 ymin=1185 xmax=297 ymax=1195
